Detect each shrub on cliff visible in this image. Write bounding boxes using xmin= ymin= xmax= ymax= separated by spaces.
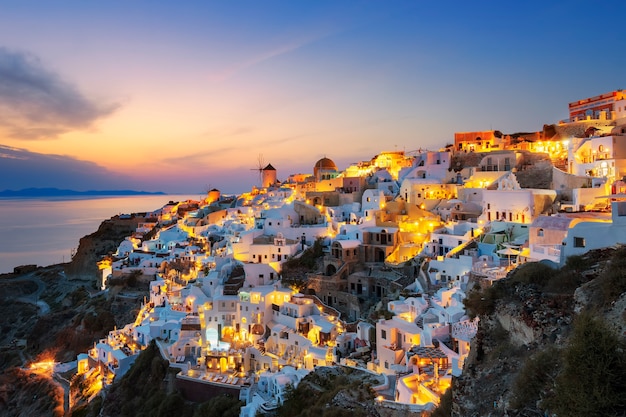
xmin=463 ymin=284 xmax=501 ymax=319
xmin=508 ymin=262 xmax=555 ymax=286
xmin=548 ymin=311 xmax=626 ymax=416
xmin=192 ymin=395 xmax=241 ymax=417
xmin=511 ymin=347 xmax=559 ymax=410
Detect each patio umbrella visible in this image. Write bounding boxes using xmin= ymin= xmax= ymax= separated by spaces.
xmin=497 ymin=247 xmax=520 ymax=266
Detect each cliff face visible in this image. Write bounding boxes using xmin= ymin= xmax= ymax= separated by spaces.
xmin=452 ymin=248 xmax=626 ymax=417
xmin=454 ymin=290 xmax=573 ymax=416
xmin=64 ymin=215 xmax=143 ymax=281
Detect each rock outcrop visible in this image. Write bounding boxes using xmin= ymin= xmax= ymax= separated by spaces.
xmin=64 ymin=215 xmax=143 ymax=281
xmin=451 ymin=247 xmax=626 ymax=417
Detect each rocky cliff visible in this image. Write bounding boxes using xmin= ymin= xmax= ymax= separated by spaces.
xmin=452 ymin=247 xmax=626 ymax=417
xmin=64 ymin=214 xmax=144 ymax=281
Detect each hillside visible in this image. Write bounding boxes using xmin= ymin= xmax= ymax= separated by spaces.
xmin=0 ymin=216 xmax=149 ymax=417
xmin=450 ymin=247 xmax=626 ymax=417
xmin=64 ymin=214 xmax=147 ymax=280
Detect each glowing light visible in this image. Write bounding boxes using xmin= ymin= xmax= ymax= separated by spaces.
xmin=29 ymin=359 xmax=56 ymax=376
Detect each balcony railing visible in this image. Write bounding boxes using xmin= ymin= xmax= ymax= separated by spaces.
xmin=451 ymin=318 xmax=479 ymax=341
xmin=531 ymin=244 xmax=561 ymax=258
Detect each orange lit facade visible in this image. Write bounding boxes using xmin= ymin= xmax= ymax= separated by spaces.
xmin=568 ymin=90 xmax=626 ymax=121
xmin=454 ymin=130 xmax=499 ymax=152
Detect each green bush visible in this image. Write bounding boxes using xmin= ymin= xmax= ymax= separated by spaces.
xmin=543 ymin=269 xmax=583 ymax=294
xmin=193 ymin=395 xmax=242 ymax=417
xmin=463 ymin=285 xmax=500 ymax=318
xmin=598 ymin=267 xmax=626 ymax=303
xmin=157 ymin=393 xmax=185 ymax=417
xmin=511 ymin=347 xmax=559 ymax=410
xmin=564 ymin=254 xmax=593 ymax=273
xmin=548 ymin=312 xmax=626 ymax=416
xmin=509 ymin=262 xmax=554 ymax=286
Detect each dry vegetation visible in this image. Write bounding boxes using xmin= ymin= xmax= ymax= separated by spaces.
xmin=452 ymin=247 xmax=626 ymax=417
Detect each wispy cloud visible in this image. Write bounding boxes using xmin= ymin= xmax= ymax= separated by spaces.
xmin=207 ymin=30 xmax=334 ymax=83
xmin=0 ymin=47 xmax=120 ymax=140
xmin=160 ymin=145 xmax=239 ymax=166
xmin=158 ymin=131 xmax=307 ymax=167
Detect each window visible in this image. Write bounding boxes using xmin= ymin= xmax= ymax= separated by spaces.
xmin=574 ymin=237 xmax=585 ymax=248
xmin=537 ymin=228 xmax=544 ymax=237
xmin=381 ymin=329 xmax=387 ymax=340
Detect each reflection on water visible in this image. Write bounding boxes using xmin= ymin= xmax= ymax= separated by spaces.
xmin=0 ymin=195 xmax=201 ymax=274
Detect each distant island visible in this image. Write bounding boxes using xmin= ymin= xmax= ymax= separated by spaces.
xmin=0 ymin=188 xmax=166 ymax=197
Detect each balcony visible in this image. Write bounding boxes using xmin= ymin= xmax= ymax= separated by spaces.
xmin=471 ymin=263 xmax=508 ymax=281
xmin=531 ymin=244 xmax=561 ymax=258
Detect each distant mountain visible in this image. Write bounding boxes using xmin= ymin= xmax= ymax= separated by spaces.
xmin=0 ymin=188 xmax=166 ymax=197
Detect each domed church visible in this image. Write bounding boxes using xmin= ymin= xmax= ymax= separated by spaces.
xmin=313 ymin=157 xmax=339 ymax=182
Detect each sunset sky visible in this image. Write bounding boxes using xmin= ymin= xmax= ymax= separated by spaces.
xmin=0 ymin=0 xmax=625 ymax=194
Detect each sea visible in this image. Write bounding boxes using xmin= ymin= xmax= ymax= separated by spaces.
xmin=0 ymin=194 xmax=204 ymax=274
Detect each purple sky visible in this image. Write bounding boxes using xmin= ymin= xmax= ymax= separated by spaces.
xmin=0 ymin=0 xmax=624 ymax=194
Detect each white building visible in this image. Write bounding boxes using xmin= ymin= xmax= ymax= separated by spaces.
xmin=560 ymin=201 xmax=626 ymax=262
xmin=567 ymin=134 xmax=626 ymax=183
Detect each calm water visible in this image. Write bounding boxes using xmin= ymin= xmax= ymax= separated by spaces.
xmin=0 ymin=194 xmax=203 ymax=274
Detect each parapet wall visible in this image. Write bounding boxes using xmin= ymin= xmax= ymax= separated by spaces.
xmin=551 ymin=167 xmax=592 ymax=200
